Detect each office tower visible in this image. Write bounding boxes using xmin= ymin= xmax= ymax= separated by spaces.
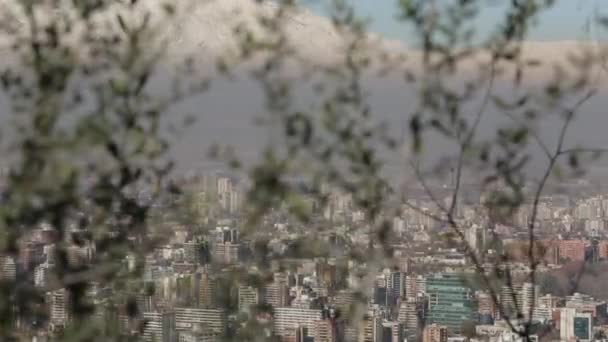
xmin=405 ymin=275 xmax=426 ymax=299
xmin=558 ymin=240 xmax=587 ymax=262
xmin=238 ymin=286 xmax=262 ymax=312
xmin=476 ymin=292 xmax=497 ymax=323
xmin=531 ymin=305 xmax=552 ymax=323
xmin=398 ymin=297 xmax=421 ymax=341
xmin=175 ymin=307 xmax=226 ymax=336
xmin=184 ymin=240 xmax=210 ymax=266
xmin=564 ymin=292 xmax=607 ymax=319
xmin=382 ymin=321 xmax=404 ymax=342
xmin=49 ymin=288 xmax=70 ymax=327
xmin=499 ymin=283 xmax=539 ymax=320
xmin=359 ymin=309 xmax=383 ymax=342
xmin=500 ymin=285 xmax=521 ymax=319
xmin=216 ymin=176 xmax=241 ymax=213
xmin=143 ymin=311 xmax=176 ymax=342
xmin=0 ymin=255 xmax=16 ymax=281
xmin=34 ymin=263 xmax=51 ymax=288
xmin=573 ymin=313 xmax=593 ymax=342
xmin=201 ymin=172 xmax=218 ymax=200
xmin=389 ymin=271 xmax=405 ymax=300
xmin=316 ymin=261 xmax=338 ymax=291
xmin=372 ymin=286 xmax=389 ymax=307
xmin=228 ymin=190 xmax=241 ymax=214
xmin=44 ymin=244 xmax=57 ymax=265
xmin=138 ymin=292 xmax=155 ymax=313
xmin=520 ymin=282 xmax=540 ymax=320
xmin=19 ymin=242 xmax=44 ymax=271
xmin=465 ymin=224 xmax=485 ymax=253
xmin=560 ymin=308 xmax=593 ymax=342
xmin=176 ymin=274 xmax=197 ymax=307
xmin=213 ymin=242 xmax=240 ymax=265
xmin=224 ymin=243 xmax=240 ymax=264
xmin=213 ymin=227 xmax=240 ymax=265
xmin=217 ymin=176 xmax=233 ymax=196
xmin=333 ymin=289 xmax=358 ymax=318
xmin=372 ymin=272 xmax=391 ymax=307
xmin=423 ymin=324 xmax=448 ymax=342
xmin=198 ymin=271 xmax=218 ymax=308
xmin=273 ymin=307 xmax=323 ymax=338
xmin=265 ymin=273 xmax=290 ymax=308
xmin=426 ymin=273 xmax=475 ymax=334
xmin=314 ymin=319 xmax=343 ymax=342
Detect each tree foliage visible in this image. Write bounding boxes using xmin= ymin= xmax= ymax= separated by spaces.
xmin=0 ymin=0 xmax=606 ymax=341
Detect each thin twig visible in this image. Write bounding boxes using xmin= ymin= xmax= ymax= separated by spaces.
xmin=502 ymin=110 xmax=553 ymax=161
xmin=524 ymin=88 xmax=597 ymax=335
xmin=449 ymin=64 xmax=496 ymax=216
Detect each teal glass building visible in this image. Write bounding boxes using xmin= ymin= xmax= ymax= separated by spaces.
xmin=426 ymin=273 xmax=476 ymax=334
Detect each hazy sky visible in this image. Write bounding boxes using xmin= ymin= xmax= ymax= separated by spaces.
xmin=308 ymin=0 xmax=608 ymax=43
xmin=170 ymin=0 xmax=608 ymax=176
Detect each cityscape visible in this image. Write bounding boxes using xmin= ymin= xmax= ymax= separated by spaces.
xmin=4 ymin=169 xmax=608 ymax=342
xmin=1 ymin=0 xmax=608 ymax=341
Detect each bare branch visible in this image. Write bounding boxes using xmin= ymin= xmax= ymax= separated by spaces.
xmin=449 ymin=64 xmax=496 ymax=217
xmin=524 ymin=88 xmax=597 ymax=334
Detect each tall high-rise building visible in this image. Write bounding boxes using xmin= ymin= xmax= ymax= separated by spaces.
xmin=143 ymin=311 xmax=176 ymax=342
xmin=176 ymin=273 xmax=197 ymax=307
xmin=333 ymin=289 xmax=358 ymax=318
xmin=49 ymin=288 xmax=70 ymax=327
xmin=175 ymin=307 xmax=226 ymax=336
xmin=216 ymin=176 xmax=239 ymax=213
xmin=426 ymin=273 xmax=475 ymax=334
xmin=520 ymin=283 xmax=540 ymax=320
xmin=198 ymin=271 xmax=218 ymax=308
xmin=372 ymin=286 xmax=389 ymax=307
xmin=398 ymin=297 xmax=422 ymax=341
xmin=138 ymin=292 xmax=155 ymax=313
xmin=423 ymin=324 xmax=448 ymax=342
xmin=19 ymin=242 xmax=44 ymax=271
xmin=359 ymin=310 xmax=383 ymax=342
xmin=539 ymin=294 xmax=560 ymax=309
xmin=558 ymin=240 xmax=587 ymax=262
xmin=238 ymin=286 xmax=263 ymax=312
xmin=316 ymin=261 xmax=338 ymax=291
xmin=228 ymin=190 xmax=241 ymax=214
xmin=213 ymin=227 xmax=240 ymax=265
xmin=382 ymin=321 xmax=404 ymax=342
xmin=34 ymin=263 xmax=52 ymax=288
xmin=273 ymin=307 xmax=323 ymax=338
xmin=214 ymin=227 xmax=238 ymax=245
xmin=216 ymin=176 xmax=233 ymax=196
xmin=0 ymin=255 xmax=16 ymax=281
xmin=389 ymin=271 xmax=405 ymax=300
xmin=405 ymin=275 xmax=426 ymax=299
xmin=184 ymin=241 xmax=210 ymax=266
xmin=499 ymin=283 xmax=540 ymax=320
xmin=314 ymin=319 xmax=345 ymax=342
xmin=500 ymin=285 xmax=521 ymax=319
xmin=476 ymin=292 xmax=497 ymax=323
xmin=560 ymin=308 xmax=593 ymax=342
xmin=265 ymin=273 xmax=290 ymax=308
xmin=465 ymin=224 xmax=485 ymax=253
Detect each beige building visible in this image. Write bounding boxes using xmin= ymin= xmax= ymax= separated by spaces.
xmin=423 ymin=324 xmax=448 ymax=342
